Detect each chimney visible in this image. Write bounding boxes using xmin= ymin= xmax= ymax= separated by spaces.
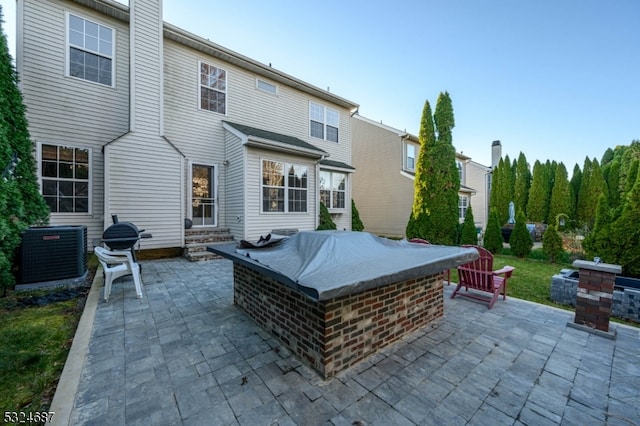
xmin=491 ymin=140 xmax=502 ymax=169
xmin=129 ymin=0 xmax=164 ymax=136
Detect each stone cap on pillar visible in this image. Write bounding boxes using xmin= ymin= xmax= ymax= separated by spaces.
xmin=572 ymin=259 xmax=622 ymax=274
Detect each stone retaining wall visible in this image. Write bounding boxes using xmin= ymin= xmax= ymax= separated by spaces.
xmin=551 ymin=272 xmax=640 ymax=323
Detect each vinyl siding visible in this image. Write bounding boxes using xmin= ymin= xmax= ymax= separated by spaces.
xmin=351 ymin=116 xmax=414 ymax=237
xmin=466 ymin=161 xmax=490 ymax=230
xmin=223 ymin=131 xmax=245 ymax=239
xmin=20 ymin=0 xmax=130 ymax=248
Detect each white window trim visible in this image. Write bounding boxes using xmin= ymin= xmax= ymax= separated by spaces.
xmin=65 ymin=12 xmax=116 ymax=88
xmin=256 ymin=78 xmax=278 ymax=95
xmin=458 ymin=195 xmax=469 ymax=222
xmin=404 ymin=141 xmax=418 ymax=172
xmin=198 ymin=60 xmax=228 ymax=115
xmin=260 ymin=158 xmax=310 ymax=214
xmin=309 ymin=101 xmax=340 ymax=143
xmin=319 ymin=170 xmax=347 ymax=212
xmin=38 ymin=142 xmax=93 ymax=215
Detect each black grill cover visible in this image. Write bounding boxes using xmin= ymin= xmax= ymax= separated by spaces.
xmin=102 ymin=222 xmax=140 ymax=250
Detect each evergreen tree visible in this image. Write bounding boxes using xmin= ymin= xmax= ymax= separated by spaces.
xmin=460 ymin=204 xmax=477 ymax=245
xmin=0 ymin=12 xmax=49 ymax=292
xmin=514 ymin=152 xmax=530 ymax=216
xmin=583 ymin=159 xmax=607 ymax=229
xmin=509 ymin=210 xmax=533 ymax=258
xmin=526 ymin=160 xmax=546 ymax=222
xmin=406 ymin=93 xmax=459 ymax=245
xmin=490 ymin=156 xmax=513 ymax=226
xmin=582 ymin=194 xmax=611 ymax=260
xmin=603 ymin=159 xmax=621 ymax=210
xmin=548 ymin=163 xmax=571 ymax=229
xmin=317 ymin=202 xmax=336 ymax=230
xmin=542 ymin=160 xmax=555 ymax=223
xmin=351 ymin=199 xmax=364 ymax=231
xmin=601 ymin=148 xmax=615 ymax=166
xmin=576 ymin=157 xmax=592 ymax=225
xmin=483 ymin=208 xmax=504 ymax=254
xmin=542 ymin=225 xmax=564 ymax=263
xmin=612 ymin=164 xmax=640 ymax=277
xmin=569 ymin=163 xmax=582 ymax=221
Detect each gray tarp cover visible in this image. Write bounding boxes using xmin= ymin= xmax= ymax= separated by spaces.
xmin=209 ymin=231 xmax=479 ymax=301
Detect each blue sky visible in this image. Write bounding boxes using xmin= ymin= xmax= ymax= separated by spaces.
xmin=1 ymin=0 xmax=638 ymax=171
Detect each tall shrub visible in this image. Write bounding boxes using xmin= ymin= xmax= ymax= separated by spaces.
xmin=509 ymin=210 xmax=533 ymax=258
xmin=526 ymin=160 xmax=546 ymax=223
xmin=548 ymin=163 xmax=571 ymax=229
xmin=542 ymin=225 xmax=564 ymax=263
xmin=0 ymin=11 xmax=49 ymax=292
xmin=351 ymin=199 xmax=364 ymax=231
xmin=406 ymin=93 xmax=459 ymax=244
xmin=514 ymin=152 xmax=530 ymax=216
xmin=459 ymin=204 xmax=477 ymax=245
xmin=483 ymin=208 xmax=504 ymax=254
xmin=317 ymin=202 xmax=336 ymax=230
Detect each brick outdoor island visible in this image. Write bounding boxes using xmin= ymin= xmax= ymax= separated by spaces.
xmin=208 ymin=231 xmax=478 ymax=378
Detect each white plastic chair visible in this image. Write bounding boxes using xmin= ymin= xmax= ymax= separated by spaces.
xmin=94 ymin=246 xmax=143 ymax=301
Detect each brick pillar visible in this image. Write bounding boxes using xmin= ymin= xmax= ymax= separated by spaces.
xmin=572 ymin=259 xmax=621 ymax=333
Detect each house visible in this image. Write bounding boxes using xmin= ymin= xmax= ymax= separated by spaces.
xmin=16 ymin=0 xmax=358 ymax=256
xmin=351 ymin=114 xmax=491 ymax=239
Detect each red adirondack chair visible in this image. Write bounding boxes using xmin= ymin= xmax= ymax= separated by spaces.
xmin=452 ymin=245 xmax=515 ymax=309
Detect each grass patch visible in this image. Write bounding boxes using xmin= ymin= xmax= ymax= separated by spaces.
xmin=0 ymin=253 xmax=97 ymax=414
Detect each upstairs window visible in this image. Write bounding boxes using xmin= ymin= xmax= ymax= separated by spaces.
xmin=200 ymin=62 xmax=227 ymax=114
xmin=406 ymin=143 xmax=417 ymax=171
xmin=310 ymin=102 xmax=339 ymax=142
xmin=319 ymin=171 xmax=346 ymax=209
xmin=256 ymin=79 xmax=277 ymax=95
xmin=457 ymin=161 xmax=463 ymax=182
xmin=41 ymin=144 xmax=90 ymax=213
xmin=67 ymin=14 xmax=114 ymax=86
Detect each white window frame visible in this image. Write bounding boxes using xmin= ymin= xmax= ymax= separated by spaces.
xmin=319 ymin=170 xmax=346 ymax=210
xmin=256 ymin=78 xmax=277 ymax=95
xmin=260 ymin=159 xmax=309 ymax=214
xmin=405 ymin=142 xmax=418 ymax=172
xmin=457 ymin=160 xmax=464 ymax=183
xmin=39 ymin=143 xmax=92 ymax=214
xmin=459 ymin=195 xmax=468 ymax=221
xmin=309 ymin=101 xmax=339 ymax=142
xmin=199 ymin=61 xmax=227 ymax=115
xmin=66 ymin=12 xmax=115 ymax=87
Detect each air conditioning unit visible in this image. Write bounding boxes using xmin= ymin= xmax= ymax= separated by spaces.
xmin=18 ymin=226 xmax=88 ymax=284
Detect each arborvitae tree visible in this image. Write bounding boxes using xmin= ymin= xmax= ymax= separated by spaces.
xmin=406 ymin=93 xmax=459 ymax=245
xmin=514 ymin=152 xmax=530 ymax=216
xmin=576 ymin=157 xmax=593 ymax=225
xmin=617 ymin=140 xmax=640 ymax=196
xmin=542 ymin=160 xmax=555 ymax=223
xmin=317 ymin=202 xmax=337 ymax=230
xmin=460 ymin=204 xmax=477 ymax=245
xmin=622 ymin=158 xmax=638 ymax=199
xmin=612 ymin=165 xmax=640 ymax=277
xmin=583 ymin=159 xmax=607 ymax=229
xmin=527 ymin=160 xmax=546 ymax=222
xmin=0 ymin=12 xmax=49 ymax=292
xmin=603 ymin=159 xmax=621 ymax=210
xmin=548 ymin=163 xmax=571 ymax=229
xmin=509 ymin=210 xmax=533 ymax=258
xmin=351 ymin=199 xmax=364 ymax=231
xmin=569 ymin=163 xmax=582 ymax=222
xmin=483 ymin=208 xmax=504 ymax=254
xmin=542 ymin=225 xmax=564 ymax=263
xmin=406 ymin=100 xmax=436 ymax=239
xmin=582 ymin=194 xmax=611 ymax=260
xmin=601 ymin=148 xmax=615 ymax=166
xmin=490 ymin=156 xmax=513 ymax=226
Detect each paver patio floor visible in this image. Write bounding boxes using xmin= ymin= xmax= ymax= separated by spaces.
xmin=61 ymin=258 xmax=640 ymax=425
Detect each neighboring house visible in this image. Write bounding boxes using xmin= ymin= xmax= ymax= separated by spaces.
xmin=351 ymin=115 xmax=490 ymax=239
xmin=17 ymin=0 xmax=358 ymax=254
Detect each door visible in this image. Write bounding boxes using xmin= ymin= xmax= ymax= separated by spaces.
xmin=191 ymin=164 xmax=217 ymax=226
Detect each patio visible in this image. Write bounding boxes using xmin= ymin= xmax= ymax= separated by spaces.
xmin=52 ymin=258 xmax=640 ymax=425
